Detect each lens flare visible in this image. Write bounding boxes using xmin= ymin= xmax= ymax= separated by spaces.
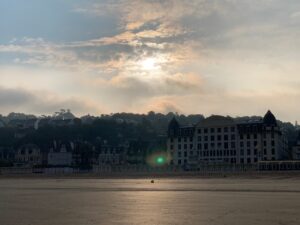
xmin=156 ymin=156 xmax=165 ymax=164
xmin=146 ymin=152 xmax=171 ymax=167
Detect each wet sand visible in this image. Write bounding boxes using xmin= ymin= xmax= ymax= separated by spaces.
xmin=0 ymin=178 xmax=299 ymax=225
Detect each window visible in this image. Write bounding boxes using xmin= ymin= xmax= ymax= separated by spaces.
xmin=217 ymin=135 xmax=222 ymax=141
xmin=224 ymin=142 xmax=228 ymax=149
xmin=231 ymin=142 xmax=236 ymax=148
xmin=247 ymin=141 xmax=250 ymax=147
xmin=204 ymin=136 xmax=208 ymax=141
xmin=254 ymin=134 xmax=257 ymax=139
xmin=224 ymin=127 xmax=228 ymax=132
xmin=254 ymin=141 xmax=258 ymax=147
xmin=204 ymin=128 xmax=208 ymax=133
xmin=184 ymin=144 xmax=187 ymax=149
xmin=184 ymin=137 xmax=187 ymax=142
xmin=190 ymin=137 xmax=193 ymax=142
xmin=240 ymin=158 xmax=244 ymax=164
xmin=271 ymin=140 xmax=275 ymax=146
xmin=240 ymin=135 xmax=243 ymax=139
xmin=178 ymin=159 xmax=181 ymax=165
xmin=170 ymin=138 xmax=174 ymax=143
xmin=178 ymin=138 xmax=181 ymax=142
xmin=211 ymin=143 xmax=215 ymax=148
xmin=178 ymin=152 xmax=182 ymax=157
xmin=197 ymin=136 xmax=201 ymax=141
xmin=210 ymin=128 xmax=215 ymax=133
xmin=264 ymin=149 xmax=267 ymax=155
xmin=247 ymin=158 xmax=251 ymax=163
xmin=240 ymin=142 xmax=244 ymax=147
xmin=231 ymin=134 xmax=235 ymax=140
xmin=190 ymin=144 xmax=193 ymax=149
xmin=170 ymin=145 xmax=173 ymax=150
xmin=231 ymin=127 xmax=235 ymax=132
xmin=272 ymin=148 xmax=275 ymax=155
xmin=184 ymin=152 xmax=187 ymax=157
xmin=211 ymin=136 xmax=215 ymax=141
xmin=178 ymin=145 xmax=181 ymax=150
xmin=217 ymin=128 xmax=222 ymax=133
xmin=247 ymin=134 xmax=250 ymax=139
xmin=247 ymin=149 xmax=251 ymax=155
xmin=224 ymin=135 xmax=228 ymax=141
xmin=197 ymin=144 xmax=202 ymax=150
xmin=240 ymin=149 xmax=244 ymax=156
xmin=198 ymin=129 xmax=201 ymax=134
xmin=264 ymin=141 xmax=266 ymax=146
xmin=204 ymin=143 xmax=208 ymax=150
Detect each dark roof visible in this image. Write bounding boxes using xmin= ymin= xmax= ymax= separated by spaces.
xmin=168 ymin=117 xmax=180 ymax=137
xmin=168 ymin=117 xmax=179 ymax=130
xmin=263 ymin=110 xmax=277 ymax=126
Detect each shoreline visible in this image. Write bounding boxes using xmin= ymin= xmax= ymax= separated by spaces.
xmin=1 ymin=171 xmax=300 ymax=179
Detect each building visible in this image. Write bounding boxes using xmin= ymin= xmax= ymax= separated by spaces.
xmin=15 ymin=144 xmax=42 ymax=166
xmin=0 ymin=119 xmax=5 ymax=128
xmin=292 ymin=132 xmax=300 ymax=160
xmin=167 ymin=110 xmax=288 ymax=166
xmin=98 ymin=141 xmax=128 ymax=165
xmin=0 ymin=147 xmax=15 ymax=166
xmin=48 ymin=142 xmax=73 ymax=166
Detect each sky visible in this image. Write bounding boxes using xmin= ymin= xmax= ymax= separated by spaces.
xmin=0 ymin=0 xmax=300 ymax=122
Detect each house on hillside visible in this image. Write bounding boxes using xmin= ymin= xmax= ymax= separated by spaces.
xmin=47 ymin=140 xmax=74 ymax=166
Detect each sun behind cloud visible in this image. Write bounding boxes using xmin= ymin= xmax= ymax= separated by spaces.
xmin=140 ymin=57 xmax=159 ymax=71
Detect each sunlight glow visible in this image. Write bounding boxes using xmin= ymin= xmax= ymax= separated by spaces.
xmin=140 ymin=58 xmax=157 ymax=70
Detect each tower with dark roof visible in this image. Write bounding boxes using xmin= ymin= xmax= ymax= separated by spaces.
xmin=167 ymin=117 xmax=179 ymax=137
xmin=263 ymin=110 xmax=277 ymax=126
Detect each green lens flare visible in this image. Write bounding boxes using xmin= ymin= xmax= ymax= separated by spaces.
xmin=156 ymin=156 xmax=165 ymax=164
xmin=146 ymin=152 xmax=170 ymax=167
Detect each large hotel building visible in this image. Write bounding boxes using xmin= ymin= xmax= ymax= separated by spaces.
xmin=167 ymin=111 xmax=288 ymax=166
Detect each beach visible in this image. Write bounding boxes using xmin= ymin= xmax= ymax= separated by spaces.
xmin=0 ymin=177 xmax=299 ymax=225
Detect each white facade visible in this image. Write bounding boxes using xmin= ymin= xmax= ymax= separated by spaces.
xmin=48 ymin=149 xmax=72 ymax=166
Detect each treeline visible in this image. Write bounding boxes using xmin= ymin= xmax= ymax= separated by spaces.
xmin=0 ymin=111 xmax=299 ymax=150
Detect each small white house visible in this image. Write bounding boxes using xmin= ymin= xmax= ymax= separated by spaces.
xmin=48 ymin=145 xmax=72 ymax=166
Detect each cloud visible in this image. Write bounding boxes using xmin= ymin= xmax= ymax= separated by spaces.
xmin=143 ymin=96 xmax=183 ymax=114
xmin=1 ymin=0 xmax=300 ymax=121
xmin=0 ymin=86 xmax=105 ymax=116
